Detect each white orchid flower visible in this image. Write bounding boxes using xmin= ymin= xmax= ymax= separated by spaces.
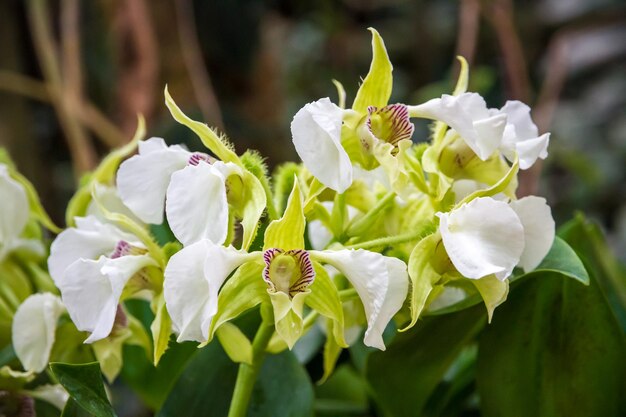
xmin=164 ymin=239 xmax=408 ymax=350
xmin=437 ymin=196 xmax=554 ymax=281
xmin=117 ymin=137 xmax=240 ymax=246
xmin=409 ymin=93 xmax=508 ymax=160
xmin=291 ymin=98 xmax=353 ymax=193
xmin=12 ymin=293 xmax=65 ymax=373
xmin=498 ymin=101 xmax=550 ymax=170
xmin=0 ymin=164 xmax=44 ymax=262
xmin=48 ymin=216 xmax=157 ymax=343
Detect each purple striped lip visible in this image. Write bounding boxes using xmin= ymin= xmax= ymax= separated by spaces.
xmin=366 ymin=104 xmax=415 ymax=146
xmin=188 ymin=153 xmax=212 ymax=166
xmin=110 ymin=240 xmax=147 ymax=258
xmin=262 ymin=248 xmax=316 ymax=298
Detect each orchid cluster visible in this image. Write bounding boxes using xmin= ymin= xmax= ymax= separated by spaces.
xmin=2 ymin=28 xmax=556 ymax=414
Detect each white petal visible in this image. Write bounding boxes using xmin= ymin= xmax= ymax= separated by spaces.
xmin=117 ymin=137 xmax=190 ymax=224
xmin=510 ymin=196 xmax=555 ymax=272
xmin=500 ymin=101 xmax=538 ymax=139
xmin=0 ymin=165 xmax=29 ymax=250
xmin=164 ymin=240 xmax=254 ymax=342
xmin=515 ymin=133 xmax=550 ymax=170
xmin=48 ymin=216 xmax=137 ymax=284
xmin=59 ymin=255 xmax=154 ymax=343
xmin=312 ymin=249 xmax=409 ymax=350
xmin=25 ymin=384 xmax=69 ymax=410
xmin=409 ymin=93 xmax=505 ymax=160
xmin=12 ymin=293 xmax=65 ymax=372
xmin=438 ymin=197 xmax=524 ymax=280
xmin=86 ymin=184 xmax=143 ymax=225
xmin=165 ymin=163 xmax=229 ymax=246
xmin=291 ymin=98 xmax=353 ymax=193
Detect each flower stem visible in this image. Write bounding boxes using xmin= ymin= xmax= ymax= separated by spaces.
xmin=227 ymin=323 xmax=275 ymax=417
xmin=345 ymin=221 xmax=434 ymax=250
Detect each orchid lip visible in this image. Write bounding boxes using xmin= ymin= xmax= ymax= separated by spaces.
xmin=187 ymin=153 xmax=213 ymax=166
xmin=366 ymin=104 xmax=415 ymax=147
xmin=110 ymin=240 xmax=147 ymax=259
xmin=263 ymin=248 xmax=315 ymax=298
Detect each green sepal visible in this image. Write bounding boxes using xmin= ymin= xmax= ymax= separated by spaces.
xmin=208 ymin=262 xmax=266 ymax=341
xmin=0 ymin=260 xmax=33 ymax=311
xmin=272 ymin=162 xmax=300 ymax=215
xmin=9 ymin=169 xmax=61 ymax=234
xmin=352 ymin=28 xmax=393 ymax=114
xmin=237 ymin=171 xmax=267 ymax=251
xmin=471 ymin=275 xmax=509 ymax=322
xmin=305 ymin=263 xmax=347 ymax=347
xmin=150 ymin=292 xmax=171 ymax=365
xmin=92 ymin=332 xmax=128 ymax=383
xmin=216 ymin=322 xmax=253 ymax=364
xmin=164 ymin=86 xmax=240 ymax=165
xmin=372 ymin=139 xmax=415 ymax=198
xmin=65 ymin=116 xmax=145 ymax=227
xmin=403 ymin=233 xmax=442 ymax=330
xmin=320 ymin=324 xmax=343 ymax=384
xmin=457 ymin=157 xmax=519 ymax=207
xmin=264 ymin=180 xmax=305 ymax=251
xmin=332 ymin=79 xmax=347 ymax=109
xmin=0 ymin=366 xmax=35 ymax=391
xmin=270 ymin=291 xmax=308 ymax=350
xmin=452 ymin=56 xmax=469 ymax=96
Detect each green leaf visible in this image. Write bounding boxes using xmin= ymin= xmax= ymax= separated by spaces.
xmin=263 ymin=180 xmax=305 ymax=251
xmin=158 ymin=342 xmax=314 ymax=417
xmin=164 ymin=86 xmax=240 ymax=165
xmin=365 ymin=305 xmax=486 ymax=417
xmin=216 ymin=322 xmax=253 ymax=364
xmin=530 ymin=236 xmax=589 ymax=285
xmin=477 ymin=272 xmax=626 ymax=417
xmin=352 ymin=28 xmax=393 ymax=114
xmin=559 ymin=214 xmax=626 ymax=331
xmin=120 ymin=341 xmax=197 ymax=410
xmin=62 ymin=398 xmax=92 ymax=417
xmin=50 ymin=362 xmax=116 ymax=417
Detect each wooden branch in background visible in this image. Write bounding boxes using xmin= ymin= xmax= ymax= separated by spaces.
xmin=456 ymin=0 xmax=481 ymax=68
xmin=26 ymin=0 xmax=97 ymax=176
xmin=0 ymin=71 xmax=126 ymax=149
xmin=114 ymin=0 xmax=158 ymax=139
xmin=174 ymin=0 xmax=225 ymax=130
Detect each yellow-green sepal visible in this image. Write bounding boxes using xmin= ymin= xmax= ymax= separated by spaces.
xmin=269 ymin=290 xmax=308 ymax=350
xmin=65 ymin=116 xmax=145 ymax=226
xmin=164 ymin=86 xmax=240 ymax=165
xmin=471 ymin=275 xmax=509 ymax=322
xmin=236 ymin=171 xmax=267 ymax=251
xmin=305 ymin=263 xmax=347 ymax=348
xmin=402 ymin=233 xmax=443 ymax=330
xmin=207 ymin=262 xmax=267 ymax=342
xmin=352 ymin=28 xmax=393 ymax=114
xmin=263 ymin=180 xmax=305 ymax=251
xmin=150 ymin=292 xmax=171 ymax=365
xmin=216 ymin=322 xmax=253 ymax=364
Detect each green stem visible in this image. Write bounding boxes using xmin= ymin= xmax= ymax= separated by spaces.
xmin=227 ymin=323 xmax=275 ymax=417
xmin=346 ymin=192 xmax=395 ymax=237
xmin=345 ymin=222 xmax=433 ymax=250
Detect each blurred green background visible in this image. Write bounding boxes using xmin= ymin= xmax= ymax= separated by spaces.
xmin=0 ymin=0 xmax=625 ymax=260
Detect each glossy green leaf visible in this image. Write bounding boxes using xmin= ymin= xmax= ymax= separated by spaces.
xmin=50 ymin=362 xmax=116 ymax=417
xmin=352 ymin=28 xmax=393 ymax=113
xmin=477 ymin=272 xmax=626 ymax=417
xmin=158 ymin=343 xmax=314 ymax=417
xmin=365 ymin=305 xmax=486 ymax=417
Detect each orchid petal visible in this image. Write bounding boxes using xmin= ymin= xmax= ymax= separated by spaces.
xmin=510 ymin=196 xmax=555 ymax=272
xmin=312 ymin=249 xmax=408 ymax=350
xmin=0 ymin=164 xmax=29 ymax=249
xmin=117 ymin=137 xmax=190 ymax=224
xmin=291 ymin=98 xmax=353 ymax=193
xmin=59 ymin=255 xmax=155 ymax=343
xmin=165 ymin=163 xmax=229 ymax=246
xmin=12 ymin=293 xmax=65 ymax=372
xmin=48 ymin=216 xmax=138 ymax=284
xmin=438 ymin=197 xmax=524 ymax=280
xmin=499 ymin=101 xmax=550 ymax=169
xmin=164 ymin=240 xmax=253 ymax=342
xmin=86 ymin=184 xmax=143 ymax=225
